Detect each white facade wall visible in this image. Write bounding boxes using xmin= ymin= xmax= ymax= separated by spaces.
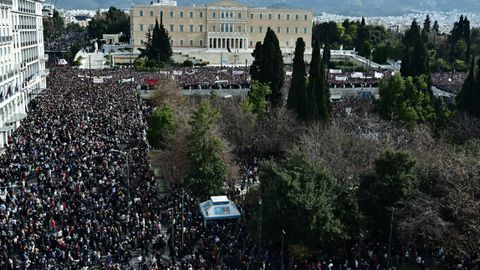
xmin=0 ymin=0 xmax=46 ymax=148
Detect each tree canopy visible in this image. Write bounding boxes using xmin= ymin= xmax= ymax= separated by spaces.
xmin=187 ymin=101 xmax=227 ymax=198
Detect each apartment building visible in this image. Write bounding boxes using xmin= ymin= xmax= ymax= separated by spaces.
xmin=0 ymin=0 xmax=47 ymax=148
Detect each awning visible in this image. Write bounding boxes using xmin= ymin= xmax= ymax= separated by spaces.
xmin=0 ymin=125 xmax=14 ymax=132
xmin=199 ymin=195 xmax=241 ymax=221
xmin=5 ymin=113 xmax=27 ymax=124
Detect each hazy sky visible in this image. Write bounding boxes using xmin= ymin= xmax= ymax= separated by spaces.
xmin=49 ymin=0 xmax=480 ymax=15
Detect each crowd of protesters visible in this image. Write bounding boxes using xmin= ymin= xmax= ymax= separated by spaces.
xmin=1 ymin=64 xmax=475 ymax=269
xmin=171 ymin=66 xmax=250 ymax=90
xmin=45 ymin=31 xmax=87 ymax=52
xmin=431 ymin=71 xmax=468 ymax=94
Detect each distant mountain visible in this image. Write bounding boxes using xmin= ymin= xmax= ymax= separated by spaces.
xmin=51 ymin=0 xmax=480 ymax=16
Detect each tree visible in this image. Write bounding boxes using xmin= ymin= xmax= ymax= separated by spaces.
xmin=258 ymin=153 xmax=344 ymax=249
xmin=249 ymin=29 xmax=284 ymax=108
xmin=260 ymin=28 xmax=285 ymax=108
xmin=355 ymin=17 xmax=370 ymax=52
xmin=187 ymin=101 xmax=227 ymax=198
xmin=43 ymin=10 xmax=65 ymax=41
xmin=87 ymin=7 xmax=130 ymax=41
xmin=287 ymin=38 xmax=307 ymax=119
xmin=250 ymin=42 xmax=263 ymax=81
xmin=139 ymin=16 xmax=173 ymax=65
xmin=378 ymin=74 xmax=433 ymax=123
xmin=246 ymin=80 xmax=271 ymax=117
xmin=359 ymin=150 xmax=419 ymax=235
xmin=147 ymin=105 xmax=175 ymax=149
xmin=457 ymin=59 xmax=480 ymax=116
xmin=306 ymin=40 xmax=331 ymax=122
xmin=401 ymin=20 xmax=430 ymax=77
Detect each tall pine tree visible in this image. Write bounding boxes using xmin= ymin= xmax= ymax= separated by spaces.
xmin=287 ymin=38 xmax=307 ymax=119
xmin=250 ymin=42 xmax=263 ymax=81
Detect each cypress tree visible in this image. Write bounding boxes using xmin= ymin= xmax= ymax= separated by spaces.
xmin=287 ymin=38 xmax=307 ymax=119
xmin=401 ymin=20 xmax=429 ymax=78
xmin=158 ymin=14 xmax=173 ymax=64
xmin=250 ymin=41 xmax=263 ymax=81
xmin=319 ymin=46 xmax=332 ymax=122
xmin=260 ymin=28 xmax=285 ymax=108
xmin=306 ymin=40 xmax=320 ymax=121
xmin=457 ymin=58 xmax=480 ymax=116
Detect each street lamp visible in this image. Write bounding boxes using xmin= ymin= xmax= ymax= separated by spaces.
xmin=111 ymin=147 xmax=138 ymax=204
xmin=387 ymin=207 xmax=395 ymax=270
xmin=281 ymin=229 xmax=286 ymax=270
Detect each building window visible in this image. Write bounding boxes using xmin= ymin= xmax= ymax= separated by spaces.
xmin=180 ymin=11 xmax=183 ymax=17
xmin=190 ymin=25 xmax=194 ymax=32
xmin=295 ymin=27 xmax=298 ymax=34
xmin=286 ymin=27 xmax=289 ymax=33
xmin=180 ymin=25 xmax=184 ymax=32
xmin=199 ymin=25 xmax=204 ymax=32
xmin=212 ymin=12 xmax=216 ymax=18
xmin=190 ymin=40 xmax=193 ymax=46
xmin=150 ymin=11 xmax=154 ymax=17
xmin=277 ymin=27 xmax=281 ymax=33
xmin=170 ymin=11 xmax=174 ymax=17
xmin=160 ymin=11 xmax=163 ymax=18
xmin=304 ymin=27 xmax=307 ymax=34
xmin=260 ymin=14 xmax=263 ymax=19
xmin=269 ymin=14 xmax=272 ymax=20
xmin=304 ymin=14 xmax=308 ymax=20
xmin=212 ymin=25 xmax=216 ymax=32
xmin=250 ymin=13 xmax=253 ymax=19
xmin=237 ymin=26 xmax=242 ymax=32
xmin=140 ymin=39 xmax=144 ymax=44
xmin=200 ymin=40 xmax=203 ymax=46
xmin=170 ymin=25 xmax=174 ymax=32
xmin=190 ymin=11 xmax=193 ymax=18
xmin=278 ymin=14 xmax=281 ymax=20
xmin=180 ymin=40 xmax=184 ymax=46
xmin=139 ymin=24 xmax=144 ymax=31
xmin=295 ymin=14 xmax=299 ymax=20
xmin=149 ymin=24 xmax=154 ymax=30
xmin=286 ymin=41 xmax=289 ymax=47
xmin=250 ymin=41 xmax=253 ymax=47
xmin=221 ymin=12 xmax=225 ymax=19
xmin=287 ymin=14 xmax=290 ymax=20
xmin=139 ymin=10 xmax=143 ymax=16
xmin=238 ymin=13 xmax=242 ymax=19
xmin=200 ymin=12 xmax=203 ymax=18
xmin=250 ymin=26 xmax=253 ymax=33
xmin=259 ymin=27 xmax=263 ymax=33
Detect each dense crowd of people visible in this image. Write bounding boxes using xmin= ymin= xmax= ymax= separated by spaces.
xmin=1 ymin=63 xmax=474 ymax=268
xmin=431 ymin=71 xmax=468 ymax=94
xmin=172 ymin=66 xmax=250 ymax=90
xmin=45 ymin=31 xmax=87 ymax=52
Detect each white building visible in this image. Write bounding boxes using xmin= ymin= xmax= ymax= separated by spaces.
xmin=0 ymin=0 xmax=47 ymax=148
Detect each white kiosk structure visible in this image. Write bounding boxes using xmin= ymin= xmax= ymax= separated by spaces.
xmin=199 ymin=196 xmax=241 ymax=221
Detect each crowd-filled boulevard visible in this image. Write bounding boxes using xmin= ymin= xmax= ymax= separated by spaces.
xmin=0 ymin=67 xmax=476 ymax=269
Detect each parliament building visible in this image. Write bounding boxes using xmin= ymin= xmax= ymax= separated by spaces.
xmin=130 ymin=0 xmax=313 ymax=61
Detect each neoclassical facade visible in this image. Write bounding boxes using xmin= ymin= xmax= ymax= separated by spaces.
xmin=0 ymin=0 xmax=47 ymax=148
xmin=130 ymin=0 xmax=313 ymax=51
